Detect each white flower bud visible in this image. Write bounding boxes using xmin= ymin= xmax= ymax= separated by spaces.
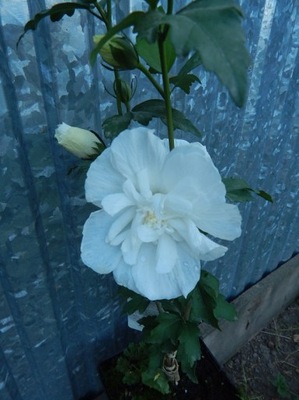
xmin=55 ymin=123 xmax=102 ymax=159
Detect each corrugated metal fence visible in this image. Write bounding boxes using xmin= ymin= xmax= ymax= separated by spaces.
xmin=0 ymin=0 xmax=298 ymax=399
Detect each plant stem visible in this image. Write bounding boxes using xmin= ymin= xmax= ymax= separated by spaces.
xmin=114 ymin=71 xmax=123 ymax=115
xmin=95 ymin=1 xmax=123 ymax=116
xmin=155 ymin=301 xmax=164 ymax=314
xmin=137 ymin=62 xmax=165 ymax=99
xmin=167 ymin=0 xmax=174 ymax=15
xmin=158 ymin=29 xmax=175 ymax=151
xmin=94 ymin=2 xmax=110 ymax=26
xmin=183 ymin=300 xmax=192 ymax=322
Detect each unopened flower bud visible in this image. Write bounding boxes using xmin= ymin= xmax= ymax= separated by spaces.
xmin=55 ymin=123 xmax=103 ymax=159
xmin=93 ymin=34 xmax=139 ymax=70
xmin=113 ymin=79 xmax=132 ymax=104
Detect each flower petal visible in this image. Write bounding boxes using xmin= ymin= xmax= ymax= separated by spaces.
xmin=161 ymin=143 xmax=226 ymax=202
xmin=131 ymin=244 xmax=181 ymax=300
xmin=85 ymin=149 xmax=124 ymax=207
xmin=169 ymin=218 xmax=228 ymax=260
xmin=155 ymin=234 xmax=177 ymax=273
xmin=102 ymin=193 xmax=133 ymax=216
xmin=107 ymin=207 xmax=135 ymax=243
xmin=113 ymin=262 xmax=140 ymax=294
xmin=81 ymin=211 xmax=122 ymax=273
xmin=110 ymin=127 xmax=167 ymax=191
xmin=173 ymin=243 xmax=201 ymax=297
xmin=194 ymin=203 xmax=242 ymax=240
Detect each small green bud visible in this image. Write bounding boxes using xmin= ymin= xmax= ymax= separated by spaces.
xmin=93 ymin=34 xmax=139 ymax=70
xmin=113 ymin=79 xmax=132 ymax=104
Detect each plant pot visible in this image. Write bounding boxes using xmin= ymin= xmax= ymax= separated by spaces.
xmin=98 ymin=340 xmax=239 ymax=400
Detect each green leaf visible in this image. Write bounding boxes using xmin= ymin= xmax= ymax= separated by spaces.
xmin=190 ymin=287 xmax=219 ymax=328
xmin=223 ymin=177 xmax=273 ymax=203
xmin=199 ymin=270 xmax=220 ymax=300
xmin=147 ymin=313 xmax=183 ymax=344
xmin=178 ymin=52 xmax=202 ymax=76
xmin=118 ymin=287 xmax=150 ymax=315
xmin=136 ymin=34 xmax=176 ymax=73
xmin=142 ymin=368 xmax=170 ymax=394
xmin=170 ymin=73 xmax=200 ymax=94
xmin=17 ymin=2 xmax=91 ymax=46
xmin=177 ymin=322 xmax=201 ymax=369
xmin=102 ymin=113 xmax=132 ymax=139
xmin=90 ymin=11 xmax=144 ymax=65
xmin=213 ymin=294 xmax=237 ymax=322
xmin=132 ymin=100 xmax=201 ymax=137
xmin=223 ymin=177 xmax=254 ymax=202
xmin=255 ymin=190 xmax=273 ymax=203
xmin=134 ymin=1 xmax=250 ymax=106
xmin=139 ymin=316 xmax=158 ymax=334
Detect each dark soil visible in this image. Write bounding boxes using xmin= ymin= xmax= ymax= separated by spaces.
xmin=223 ymin=297 xmax=299 ymax=400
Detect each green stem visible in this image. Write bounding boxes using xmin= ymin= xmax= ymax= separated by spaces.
xmin=183 ymin=300 xmax=192 ymax=322
xmin=95 ymin=2 xmax=123 ymax=115
xmin=94 ymin=2 xmax=110 ymax=26
xmin=167 ymin=0 xmax=174 ymax=15
xmin=114 ymin=71 xmax=123 ymax=115
xmin=136 ymin=62 xmax=165 ymax=99
xmin=124 ymin=100 xmax=131 ymax=113
xmin=155 ymin=301 xmax=164 ymax=314
xmin=158 ymin=30 xmax=175 ymax=151
xmin=106 ymin=0 xmax=112 ymax=24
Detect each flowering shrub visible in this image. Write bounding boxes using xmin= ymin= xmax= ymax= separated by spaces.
xmin=20 ymin=0 xmax=272 ymax=396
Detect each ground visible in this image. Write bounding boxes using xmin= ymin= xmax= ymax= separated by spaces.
xmin=223 ymin=297 xmax=299 ymax=400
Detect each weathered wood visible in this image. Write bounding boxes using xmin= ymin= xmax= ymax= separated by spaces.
xmin=202 ymin=254 xmax=299 ymax=365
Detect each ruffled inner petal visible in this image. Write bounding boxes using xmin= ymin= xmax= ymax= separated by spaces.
xmin=81 ymin=210 xmax=122 ymax=273
xmin=102 ymin=193 xmax=133 ymax=216
xmin=107 ymin=207 xmax=135 ymax=243
xmin=136 ymin=224 xmax=161 ymax=242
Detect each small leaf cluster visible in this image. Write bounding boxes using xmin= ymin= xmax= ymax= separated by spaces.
xmin=118 ymin=270 xmax=237 ymax=393
xmin=116 ymin=342 xmax=170 ymax=396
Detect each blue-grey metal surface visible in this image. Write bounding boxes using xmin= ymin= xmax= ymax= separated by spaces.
xmin=0 ymin=0 xmax=298 ymax=399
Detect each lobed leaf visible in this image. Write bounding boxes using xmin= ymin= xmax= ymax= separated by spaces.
xmin=213 ymin=294 xmax=237 ymax=321
xmin=134 ymin=0 xmax=250 ymax=107
xmin=132 ymin=100 xmax=202 ymax=137
xmin=17 ymin=2 xmax=92 ymax=46
xmin=177 ymin=321 xmax=202 ymax=369
xmin=146 ymin=313 xmax=183 ymax=344
xmin=170 ymin=73 xmax=200 ymax=94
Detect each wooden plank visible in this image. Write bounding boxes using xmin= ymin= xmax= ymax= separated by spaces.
xmin=201 ymin=254 xmax=299 ymax=365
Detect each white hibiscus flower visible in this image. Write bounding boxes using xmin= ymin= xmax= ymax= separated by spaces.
xmin=81 ymin=127 xmax=241 ymax=301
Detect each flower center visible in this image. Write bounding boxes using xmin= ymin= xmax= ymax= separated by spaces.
xmin=143 ymin=210 xmax=159 ymax=227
